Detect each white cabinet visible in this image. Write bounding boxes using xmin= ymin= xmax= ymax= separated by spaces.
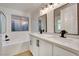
xmin=39 ymin=39 xmax=53 ymax=56
xmin=30 ymin=36 xmax=39 ymax=56
xmin=30 ymin=35 xmax=53 ymax=56
xmin=53 ymin=45 xmax=76 ymax=56
xmin=30 ymin=35 xmax=77 ymax=56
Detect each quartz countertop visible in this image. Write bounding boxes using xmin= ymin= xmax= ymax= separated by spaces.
xmin=29 ymin=33 xmax=79 ymax=55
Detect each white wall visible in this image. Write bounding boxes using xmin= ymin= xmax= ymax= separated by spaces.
xmin=0 ymin=7 xmax=31 ymax=55
xmin=30 ymin=8 xmax=40 ymax=32
xmin=47 ymin=10 xmax=54 ymax=33
xmin=0 ymin=7 xmax=31 ymax=51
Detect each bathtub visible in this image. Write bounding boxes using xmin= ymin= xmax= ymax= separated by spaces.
xmin=0 ymin=34 xmax=30 ymax=56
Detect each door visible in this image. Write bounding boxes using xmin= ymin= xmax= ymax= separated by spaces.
xmin=39 ymin=39 xmax=53 ymax=56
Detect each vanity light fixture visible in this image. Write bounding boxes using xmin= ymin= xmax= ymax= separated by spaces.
xmin=40 ymin=3 xmax=61 ymax=14
xmin=40 ymin=4 xmax=49 ymax=14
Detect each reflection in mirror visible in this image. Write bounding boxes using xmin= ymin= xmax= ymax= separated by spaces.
xmin=54 ymin=8 xmax=61 ymax=33
xmin=54 ymin=3 xmax=79 ymax=35
xmin=38 ymin=14 xmax=47 ymax=33
xmin=38 ymin=20 xmax=42 ymax=32
xmin=0 ymin=11 xmax=6 ymax=34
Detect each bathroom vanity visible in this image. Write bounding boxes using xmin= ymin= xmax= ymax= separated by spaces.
xmin=29 ymin=33 xmax=79 ymax=56
xmin=29 ymin=3 xmax=79 ymax=56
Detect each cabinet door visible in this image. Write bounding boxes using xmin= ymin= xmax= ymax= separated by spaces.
xmin=53 ymin=45 xmax=76 ymax=56
xmin=39 ymin=39 xmax=53 ymax=56
xmin=29 ymin=36 xmax=33 ymax=53
xmin=31 ymin=36 xmax=39 ymax=56
xmin=61 ymin=4 xmax=78 ymax=34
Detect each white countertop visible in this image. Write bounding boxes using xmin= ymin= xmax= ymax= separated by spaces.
xmin=30 ymin=33 xmax=79 ymax=55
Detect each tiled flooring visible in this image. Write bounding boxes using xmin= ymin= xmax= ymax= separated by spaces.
xmin=15 ymin=50 xmax=33 ymax=56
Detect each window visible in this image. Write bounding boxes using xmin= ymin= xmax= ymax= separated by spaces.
xmin=11 ymin=15 xmax=29 ymax=31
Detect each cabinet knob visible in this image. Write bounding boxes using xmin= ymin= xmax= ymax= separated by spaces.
xmin=37 ymin=40 xmax=39 ymax=47
xmin=30 ymin=40 xmax=32 ymax=45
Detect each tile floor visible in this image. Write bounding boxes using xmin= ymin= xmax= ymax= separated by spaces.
xmin=15 ymin=50 xmax=33 ymax=56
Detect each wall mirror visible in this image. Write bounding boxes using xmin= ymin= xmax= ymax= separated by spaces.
xmin=0 ymin=11 xmax=6 ymax=34
xmin=54 ymin=3 xmax=79 ymax=35
xmin=38 ymin=14 xmax=47 ymax=32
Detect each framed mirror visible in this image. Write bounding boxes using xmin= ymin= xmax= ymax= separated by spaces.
xmin=0 ymin=11 xmax=6 ymax=34
xmin=54 ymin=7 xmax=61 ymax=33
xmin=54 ymin=3 xmax=79 ymax=35
xmin=38 ymin=14 xmax=47 ymax=32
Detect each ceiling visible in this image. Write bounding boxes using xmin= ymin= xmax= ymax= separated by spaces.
xmin=0 ymin=3 xmax=42 ymax=13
